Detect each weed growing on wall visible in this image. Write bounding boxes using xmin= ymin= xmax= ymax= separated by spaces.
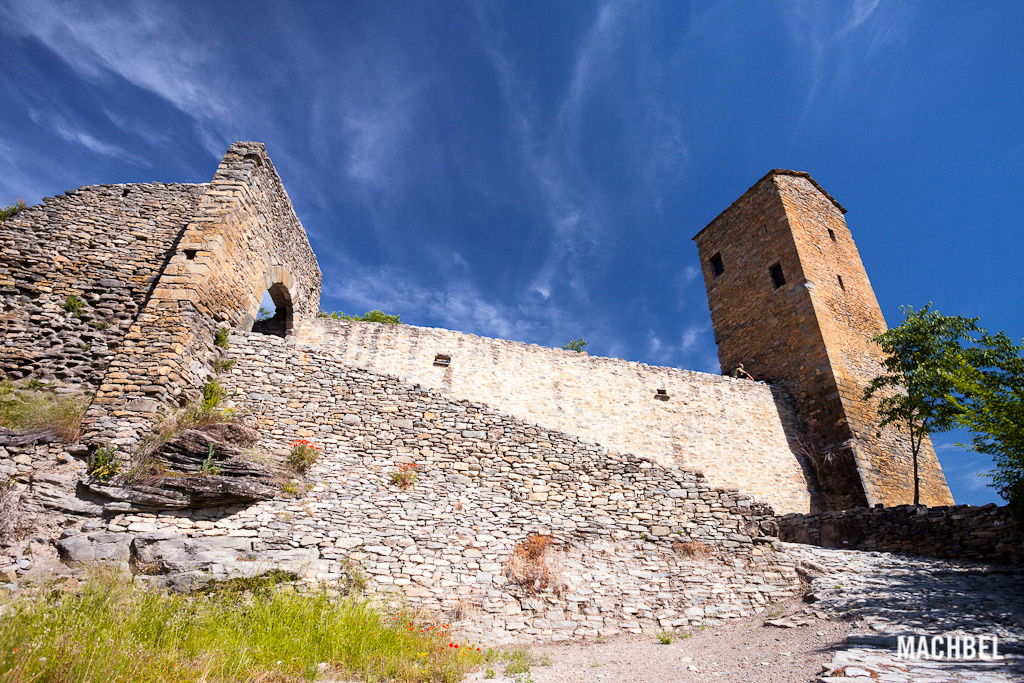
xmin=0 ymin=199 xmax=25 ymax=221
xmin=0 ymin=571 xmax=498 ymax=683
xmin=87 ymin=445 xmax=120 ymax=481
xmin=287 ymin=439 xmax=322 ymax=472
xmin=214 ymin=327 xmax=231 ymax=349
xmin=505 ymin=533 xmax=564 ymax=595
xmin=560 ymin=338 xmax=589 ymax=353
xmin=389 ymin=462 xmax=419 ymax=489
xmin=62 ymin=295 xmax=85 ymax=317
xmin=198 ymin=444 xmax=221 ymax=475
xmin=189 ymin=379 xmax=233 ymax=425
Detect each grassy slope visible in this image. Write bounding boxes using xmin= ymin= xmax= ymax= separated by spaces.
xmin=0 ymin=572 xmax=493 ymax=682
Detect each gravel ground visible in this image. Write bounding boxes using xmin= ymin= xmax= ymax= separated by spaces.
xmin=504 ymin=601 xmax=849 ymax=682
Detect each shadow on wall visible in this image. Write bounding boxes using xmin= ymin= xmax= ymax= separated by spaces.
xmin=251 ymin=283 xmax=293 ymax=338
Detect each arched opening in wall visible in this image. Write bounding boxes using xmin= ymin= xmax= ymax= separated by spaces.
xmin=251 ymin=283 xmax=293 ymax=337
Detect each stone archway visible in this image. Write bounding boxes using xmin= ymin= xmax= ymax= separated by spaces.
xmin=251 ymin=282 xmax=293 ymax=337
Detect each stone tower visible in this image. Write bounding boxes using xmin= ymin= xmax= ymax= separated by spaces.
xmin=693 ymin=170 xmax=954 ymax=510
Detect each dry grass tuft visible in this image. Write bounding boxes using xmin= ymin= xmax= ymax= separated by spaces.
xmin=0 ymin=380 xmax=88 ymax=442
xmin=505 ymin=533 xmax=564 ymax=595
xmin=0 ymin=479 xmax=32 ymax=545
xmin=672 ymin=539 xmax=715 ymax=559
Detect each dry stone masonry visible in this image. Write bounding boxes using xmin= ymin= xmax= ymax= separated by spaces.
xmin=0 ymin=146 xmax=991 ymax=646
xmin=300 ymin=318 xmax=815 ymax=514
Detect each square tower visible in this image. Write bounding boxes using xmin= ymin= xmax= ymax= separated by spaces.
xmin=694 ymin=170 xmax=954 ymax=509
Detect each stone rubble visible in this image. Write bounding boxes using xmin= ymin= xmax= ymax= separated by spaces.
xmin=783 ymin=543 xmax=1024 ymax=682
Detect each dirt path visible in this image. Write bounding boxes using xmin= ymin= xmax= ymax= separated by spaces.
xmin=467 ymin=599 xmax=852 ymax=683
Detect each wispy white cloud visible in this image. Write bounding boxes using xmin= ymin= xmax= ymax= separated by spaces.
xmin=28 ymin=108 xmax=146 ymax=164
xmin=5 ymin=1 xmax=231 ymax=138
xmin=782 ymin=0 xmax=916 ymax=120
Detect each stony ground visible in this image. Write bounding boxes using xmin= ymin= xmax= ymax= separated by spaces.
xmin=469 ymin=543 xmax=1024 ymax=683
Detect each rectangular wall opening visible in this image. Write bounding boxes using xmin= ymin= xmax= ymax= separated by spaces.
xmin=710 ymin=252 xmax=724 ymax=277
xmin=769 ymin=262 xmax=786 ymax=289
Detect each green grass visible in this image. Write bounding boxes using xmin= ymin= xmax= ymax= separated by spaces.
xmin=214 ymin=328 xmax=231 ymax=349
xmin=0 ymin=379 xmax=88 ymax=441
xmin=317 ymin=310 xmax=402 ymax=325
xmin=0 ymin=571 xmax=492 ymax=682
xmin=0 ymin=199 xmax=25 ymax=221
xmin=62 ymin=294 xmax=86 ymax=317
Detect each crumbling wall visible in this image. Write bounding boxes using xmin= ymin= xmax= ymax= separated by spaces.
xmin=83 ymin=143 xmax=321 ymax=449
xmin=78 ymin=331 xmax=802 ymax=641
xmin=300 ymin=318 xmax=815 ymax=513
xmin=0 ymin=184 xmax=205 ymax=387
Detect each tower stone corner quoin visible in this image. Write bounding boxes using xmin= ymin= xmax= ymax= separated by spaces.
xmin=692 ymin=169 xmax=954 ymax=510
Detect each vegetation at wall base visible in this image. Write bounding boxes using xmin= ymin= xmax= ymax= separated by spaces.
xmin=0 ymin=570 xmax=493 ymax=682
xmin=318 ymin=309 xmax=402 ymax=324
xmin=0 ymin=379 xmax=88 ymax=441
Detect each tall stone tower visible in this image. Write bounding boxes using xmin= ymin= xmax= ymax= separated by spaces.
xmin=693 ymin=170 xmax=954 ymax=510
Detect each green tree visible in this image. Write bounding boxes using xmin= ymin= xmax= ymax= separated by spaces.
xmin=864 ymin=304 xmax=979 ymax=505
xmin=561 ymin=338 xmax=588 ymax=353
xmin=949 ymin=330 xmax=1024 ymax=517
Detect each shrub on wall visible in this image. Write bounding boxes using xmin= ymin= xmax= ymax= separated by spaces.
xmin=317 ymin=310 xmax=402 ymax=325
xmin=504 ymin=533 xmax=564 ymax=595
xmin=0 ymin=199 xmax=25 ymax=221
xmin=287 ymin=439 xmax=322 ymax=472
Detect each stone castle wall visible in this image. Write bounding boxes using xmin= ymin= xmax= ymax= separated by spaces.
xmin=77 ymin=330 xmax=801 ymax=641
xmin=778 ymin=504 xmax=1023 ymax=566
xmin=300 ymin=318 xmax=815 ymax=514
xmin=0 ymin=183 xmax=205 ymax=387
xmin=83 ymin=143 xmax=321 ymax=449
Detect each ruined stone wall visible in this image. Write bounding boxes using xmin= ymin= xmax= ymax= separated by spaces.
xmin=0 ymin=184 xmax=205 ymax=387
xmin=778 ymin=504 xmax=1023 ymax=565
xmin=83 ymin=143 xmax=321 ymax=449
xmin=300 ymin=318 xmax=815 ymax=514
xmin=694 ymin=171 xmax=953 ymax=509
xmin=78 ymin=331 xmax=801 ymax=641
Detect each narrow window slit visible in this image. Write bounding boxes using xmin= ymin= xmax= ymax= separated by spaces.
xmin=769 ymin=262 xmax=786 ymax=289
xmin=710 ymin=252 xmax=724 ymax=277
xmin=837 ymin=274 xmax=845 ymax=290
xmin=828 ymin=228 xmax=837 ymax=242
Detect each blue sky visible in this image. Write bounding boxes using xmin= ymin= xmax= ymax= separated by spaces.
xmin=1 ymin=0 xmax=1020 ymax=505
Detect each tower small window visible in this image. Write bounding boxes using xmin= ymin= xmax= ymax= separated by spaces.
xmin=709 ymin=252 xmax=724 ymax=277
xmin=654 ymin=388 xmax=669 ymax=401
xmin=433 ymin=354 xmax=451 ymax=367
xmin=769 ymin=262 xmax=786 ymax=289
xmin=837 ymin=274 xmax=845 ymax=290
xmin=828 ymin=228 xmax=837 ymax=242
xmin=183 ymin=249 xmax=198 ymax=260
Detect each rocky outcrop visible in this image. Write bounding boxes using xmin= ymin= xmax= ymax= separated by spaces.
xmin=83 ymin=423 xmax=280 ymax=513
